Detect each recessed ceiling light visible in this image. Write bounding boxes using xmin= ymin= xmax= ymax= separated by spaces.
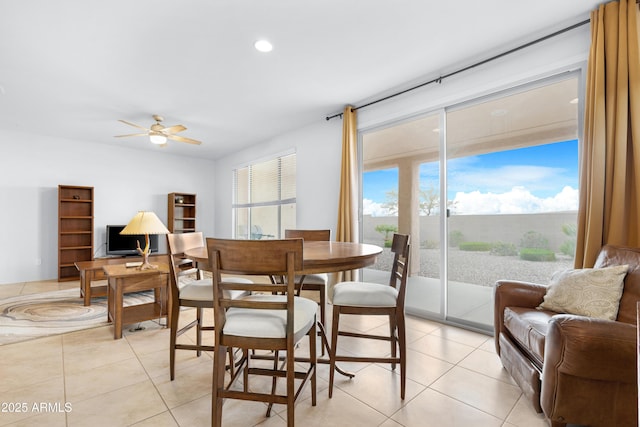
xmin=569 ymin=98 xmax=579 ymax=104
xmin=254 ymin=39 xmax=273 ymax=53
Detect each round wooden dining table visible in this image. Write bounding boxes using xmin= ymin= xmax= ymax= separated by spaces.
xmin=183 ymin=239 xmax=383 ymax=378
xmin=184 ymin=240 xmax=383 ymax=274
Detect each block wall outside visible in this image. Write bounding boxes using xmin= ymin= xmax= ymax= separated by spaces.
xmin=363 ymin=211 xmax=578 ymax=252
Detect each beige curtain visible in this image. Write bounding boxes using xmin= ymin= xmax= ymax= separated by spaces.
xmin=331 ymin=106 xmax=358 ymax=296
xmin=576 ymin=0 xmax=640 ymax=267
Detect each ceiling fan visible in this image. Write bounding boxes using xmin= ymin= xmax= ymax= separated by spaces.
xmin=115 ymin=115 xmax=202 ymax=146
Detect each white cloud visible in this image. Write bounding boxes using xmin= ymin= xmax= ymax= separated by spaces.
xmin=364 ymin=187 xmax=578 ymax=217
xmin=451 ymin=186 xmax=578 ymax=215
xmin=447 ymin=163 xmax=571 ymax=194
xmin=363 ymin=198 xmax=393 ymax=217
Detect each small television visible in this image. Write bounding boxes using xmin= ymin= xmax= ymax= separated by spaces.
xmin=106 ymin=225 xmax=159 ymax=256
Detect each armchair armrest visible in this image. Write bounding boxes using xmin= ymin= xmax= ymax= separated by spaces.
xmin=543 ymin=314 xmax=637 ymax=383
xmin=494 ymin=280 xmax=547 ymax=354
xmin=541 ymin=314 xmax=638 ymax=424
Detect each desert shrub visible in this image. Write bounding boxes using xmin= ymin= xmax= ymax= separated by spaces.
xmin=375 ymin=224 xmax=398 ymax=247
xmin=559 ymin=241 xmax=575 ymax=257
xmin=448 ymin=230 xmax=464 ymax=247
xmin=459 ymin=241 xmax=492 ymax=252
xmin=490 ymin=242 xmax=518 ymax=256
xmin=519 ymin=248 xmax=556 ymax=261
xmin=422 ymin=240 xmax=439 ymax=249
xmin=560 ymin=223 xmax=577 ymax=257
xmin=519 ymin=231 xmax=549 ymax=249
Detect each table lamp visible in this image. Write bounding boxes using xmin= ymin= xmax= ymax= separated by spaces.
xmin=120 ymin=211 xmax=169 ymax=270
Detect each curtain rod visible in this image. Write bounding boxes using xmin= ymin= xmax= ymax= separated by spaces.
xmin=326 ymin=17 xmax=591 ymax=121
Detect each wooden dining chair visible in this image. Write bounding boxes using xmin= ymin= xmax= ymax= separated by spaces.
xmin=166 ymin=232 xmax=250 ymax=381
xmin=284 ymin=229 xmax=330 ymax=327
xmin=328 ymin=233 xmax=410 ymax=399
xmin=168 ymin=231 xmax=205 ymax=277
xmin=207 ymin=237 xmax=317 ymax=427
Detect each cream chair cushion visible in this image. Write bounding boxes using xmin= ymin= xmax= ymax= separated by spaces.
xmin=333 ymin=281 xmax=398 ymax=307
xmin=295 ymin=273 xmax=328 ymax=285
xmin=179 ymin=277 xmax=252 ymax=301
xmin=224 ymin=295 xmax=317 ymax=340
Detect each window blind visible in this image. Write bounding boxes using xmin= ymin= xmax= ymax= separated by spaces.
xmin=232 ymin=153 xmax=296 ymax=239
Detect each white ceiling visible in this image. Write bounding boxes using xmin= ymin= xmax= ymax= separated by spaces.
xmin=0 ymin=0 xmax=601 ymax=160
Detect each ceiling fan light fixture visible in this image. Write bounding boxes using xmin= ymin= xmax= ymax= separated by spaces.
xmin=116 ymin=115 xmax=202 ymax=145
xmin=149 ymin=133 xmax=167 ymax=145
xmin=254 ymin=39 xmax=273 ymax=53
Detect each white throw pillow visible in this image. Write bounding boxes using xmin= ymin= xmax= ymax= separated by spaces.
xmin=538 ymin=264 xmax=629 ymax=320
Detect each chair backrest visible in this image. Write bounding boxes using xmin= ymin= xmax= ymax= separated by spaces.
xmin=166 ymin=232 xmax=205 ymax=295
xmin=389 ymin=233 xmax=410 ymax=308
xmin=167 ymin=232 xmax=205 ymax=255
xmin=595 ymin=244 xmax=640 ymax=324
xmin=206 ymin=238 xmax=304 ymax=339
xmin=285 ymin=229 xmax=330 ymax=242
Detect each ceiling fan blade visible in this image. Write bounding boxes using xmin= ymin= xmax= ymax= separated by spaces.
xmin=114 ymin=133 xmax=149 ymax=138
xmin=118 ymin=119 xmax=150 ymax=131
xmin=168 ymin=134 xmax=202 ymax=145
xmin=163 ymin=124 xmax=186 ymax=134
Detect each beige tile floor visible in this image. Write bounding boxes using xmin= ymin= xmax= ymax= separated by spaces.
xmin=0 ymin=280 xmax=555 ymax=427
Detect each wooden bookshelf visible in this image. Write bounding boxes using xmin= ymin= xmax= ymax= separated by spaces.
xmin=58 ymin=185 xmax=94 ymax=281
xmin=168 ymin=192 xmax=196 ymax=233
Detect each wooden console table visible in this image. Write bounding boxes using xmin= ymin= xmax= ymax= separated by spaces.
xmin=103 ymin=263 xmax=170 ymax=339
xmin=75 ymin=254 xmax=169 ymax=306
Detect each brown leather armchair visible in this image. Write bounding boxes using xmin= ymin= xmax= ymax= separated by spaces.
xmin=494 ymin=244 xmax=639 ymax=427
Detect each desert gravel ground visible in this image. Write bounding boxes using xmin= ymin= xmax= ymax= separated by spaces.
xmin=371 ymin=247 xmax=574 ymax=288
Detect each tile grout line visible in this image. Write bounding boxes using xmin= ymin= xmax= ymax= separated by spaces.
xmin=427 ymin=387 xmax=511 ymax=424
xmin=61 ymin=334 xmax=70 ymax=427
xmin=126 ymin=332 xmax=182 ymax=426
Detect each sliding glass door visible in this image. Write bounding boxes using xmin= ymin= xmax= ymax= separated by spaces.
xmin=362 ymin=113 xmax=442 ymax=318
xmin=361 ymin=73 xmax=580 ymax=332
xmin=445 ymin=76 xmax=579 ymax=330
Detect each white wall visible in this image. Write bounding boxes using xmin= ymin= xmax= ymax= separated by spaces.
xmin=0 ymin=130 xmax=216 ymax=284
xmin=214 ymin=119 xmax=343 ymax=238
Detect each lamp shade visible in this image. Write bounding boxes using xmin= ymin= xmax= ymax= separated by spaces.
xmin=121 ymin=211 xmax=169 ymax=235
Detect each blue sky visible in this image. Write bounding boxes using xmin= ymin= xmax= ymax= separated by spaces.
xmin=363 ymin=139 xmax=579 ymax=215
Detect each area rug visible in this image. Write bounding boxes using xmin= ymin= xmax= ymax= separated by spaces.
xmin=0 ymin=288 xmax=154 ymax=345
